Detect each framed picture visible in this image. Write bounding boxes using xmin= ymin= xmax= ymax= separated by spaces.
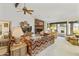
xmin=0 ymin=21 xmax=11 ymax=40
xmin=4 ymin=23 xmax=9 ymax=28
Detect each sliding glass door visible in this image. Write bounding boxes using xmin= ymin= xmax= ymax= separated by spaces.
xmin=57 ymin=23 xmax=67 ymax=36
xmin=50 ymin=24 xmax=57 ymax=32
xmin=49 ymin=22 xmax=75 ymax=36
xmin=73 ymin=23 xmax=79 ymax=35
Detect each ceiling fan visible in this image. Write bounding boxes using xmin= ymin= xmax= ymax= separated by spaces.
xmin=15 ymin=3 xmax=34 ymax=15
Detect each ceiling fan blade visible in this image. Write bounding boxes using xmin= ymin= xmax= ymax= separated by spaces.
xmin=27 ymin=10 xmax=34 ymax=12
xmin=26 ymin=11 xmax=32 ymax=15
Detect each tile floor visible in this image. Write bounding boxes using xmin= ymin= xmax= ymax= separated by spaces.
xmin=36 ymin=37 xmax=79 ymax=56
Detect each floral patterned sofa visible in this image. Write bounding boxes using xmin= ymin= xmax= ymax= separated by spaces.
xmin=28 ymin=35 xmax=55 ymax=56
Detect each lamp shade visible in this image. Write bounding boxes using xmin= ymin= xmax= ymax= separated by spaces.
xmin=12 ymin=26 xmax=24 ymax=38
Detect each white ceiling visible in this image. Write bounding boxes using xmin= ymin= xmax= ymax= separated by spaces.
xmin=17 ymin=3 xmax=79 ymax=22
xmin=0 ymin=3 xmax=79 ymax=23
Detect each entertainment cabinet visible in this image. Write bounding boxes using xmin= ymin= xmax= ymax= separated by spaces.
xmin=35 ymin=19 xmax=44 ymax=34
